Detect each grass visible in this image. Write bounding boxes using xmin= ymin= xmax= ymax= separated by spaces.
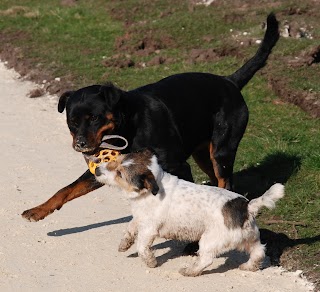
xmin=0 ymin=0 xmax=123 ymax=85
xmin=1 ymin=0 xmax=319 ymax=286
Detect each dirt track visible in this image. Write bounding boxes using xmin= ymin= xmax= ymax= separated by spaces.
xmin=0 ymin=62 xmax=314 ymax=291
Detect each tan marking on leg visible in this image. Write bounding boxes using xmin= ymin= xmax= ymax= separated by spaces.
xmin=192 ymin=142 xmax=217 ymax=184
xmin=209 ymin=142 xmax=226 ymax=188
xmin=22 ymin=171 xmax=102 ymax=222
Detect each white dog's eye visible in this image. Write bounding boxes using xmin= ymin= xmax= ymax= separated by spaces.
xmin=117 ymin=170 xmax=122 ymax=178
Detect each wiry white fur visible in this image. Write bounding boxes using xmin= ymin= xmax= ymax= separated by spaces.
xmin=95 ymin=162 xmax=117 ymax=186
xmin=248 ymin=184 xmax=285 ymax=217
xmin=147 ymin=155 xmax=163 ymax=182
xmin=121 ymin=159 xmax=134 ymax=167
xmin=96 ymin=153 xmax=285 ymax=276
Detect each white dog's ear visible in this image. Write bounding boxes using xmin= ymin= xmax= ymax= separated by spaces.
xmin=134 ymin=171 xmax=159 ymax=195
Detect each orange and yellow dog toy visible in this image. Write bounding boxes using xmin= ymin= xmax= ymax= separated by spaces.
xmin=84 ymin=135 xmax=128 ymax=175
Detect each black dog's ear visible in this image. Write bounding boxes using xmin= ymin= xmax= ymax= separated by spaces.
xmin=99 ymin=83 xmax=123 ymax=109
xmin=58 ymin=91 xmax=74 ymax=113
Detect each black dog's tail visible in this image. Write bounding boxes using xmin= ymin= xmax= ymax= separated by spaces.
xmin=228 ymin=13 xmax=279 ymax=90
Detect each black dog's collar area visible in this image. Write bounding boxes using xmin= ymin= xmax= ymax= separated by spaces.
xmin=100 ymin=135 xmax=128 ymax=150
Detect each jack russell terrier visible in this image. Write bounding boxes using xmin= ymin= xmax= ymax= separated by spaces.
xmin=94 ymin=148 xmax=285 ymax=277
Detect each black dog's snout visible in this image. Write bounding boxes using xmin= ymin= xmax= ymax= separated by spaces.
xmin=76 ymin=138 xmax=87 ymax=148
xmin=75 ymin=136 xmax=87 ymax=149
xmin=77 ymin=141 xmax=86 ymax=147
xmin=95 ymin=167 xmax=102 ymax=176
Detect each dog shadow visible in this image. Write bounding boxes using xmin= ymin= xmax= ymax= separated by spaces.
xmin=133 ymin=233 xmax=320 ymax=273
xmin=260 ymin=229 xmax=320 ymax=266
xmin=231 ymin=152 xmax=320 ymax=266
xmin=233 ymin=151 xmax=302 ymax=200
xmin=47 ymin=216 xmax=132 ymax=237
xmin=127 ymin=242 xmax=267 ymax=273
xmin=202 ymin=232 xmax=320 ymax=274
xmin=152 ymin=243 xmax=253 ymax=271
xmin=127 ymin=240 xmax=187 ymax=267
xmin=202 ymin=251 xmax=255 ymax=275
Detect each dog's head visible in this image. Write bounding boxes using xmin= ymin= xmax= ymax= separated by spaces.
xmin=94 ymin=148 xmax=160 ymax=197
xmin=58 ymin=83 xmax=124 ymax=154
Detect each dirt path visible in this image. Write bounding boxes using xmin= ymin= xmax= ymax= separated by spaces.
xmin=0 ymin=62 xmax=315 ymax=292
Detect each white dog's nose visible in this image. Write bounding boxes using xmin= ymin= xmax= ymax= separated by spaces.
xmin=95 ymin=167 xmax=102 ymax=176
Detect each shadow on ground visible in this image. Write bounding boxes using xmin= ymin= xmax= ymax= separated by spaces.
xmin=233 ymin=151 xmax=302 ymax=199
xmin=47 ymin=216 xmax=132 ymax=236
xmin=233 ymin=151 xmax=320 ymax=266
xmin=260 ymin=229 xmax=320 ymax=266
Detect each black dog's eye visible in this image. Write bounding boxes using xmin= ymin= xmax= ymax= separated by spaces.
xmin=69 ymin=118 xmax=79 ymax=127
xmin=116 ymin=170 xmax=122 ymax=178
xmin=90 ymin=115 xmax=99 ymax=122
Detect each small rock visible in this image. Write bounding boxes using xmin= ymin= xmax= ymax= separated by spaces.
xmin=28 ymin=88 xmax=45 ymax=98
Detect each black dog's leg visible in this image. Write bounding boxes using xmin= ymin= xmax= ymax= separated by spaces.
xmin=210 ymin=141 xmax=235 ymax=190
xmin=210 ymin=107 xmax=248 ymax=190
xmin=169 ymin=161 xmax=194 ymax=182
xmin=22 ymin=170 xmax=103 ymax=221
xmin=192 ymin=143 xmax=218 ymax=186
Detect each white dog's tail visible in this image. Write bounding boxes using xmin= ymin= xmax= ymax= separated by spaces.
xmin=248 ymin=183 xmax=285 ymax=216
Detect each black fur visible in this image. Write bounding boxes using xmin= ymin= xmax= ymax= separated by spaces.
xmin=58 ymin=13 xmax=279 ymax=190
xmin=222 ymin=197 xmax=249 ymax=229
xmin=21 ymin=13 xmax=279 ymax=226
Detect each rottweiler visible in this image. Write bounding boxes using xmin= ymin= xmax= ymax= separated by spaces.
xmin=22 ymin=13 xmax=279 ymax=222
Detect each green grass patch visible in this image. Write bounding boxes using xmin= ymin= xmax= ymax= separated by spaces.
xmin=0 ymin=0 xmax=123 ymax=85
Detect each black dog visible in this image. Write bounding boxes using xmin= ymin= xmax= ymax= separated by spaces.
xmin=22 ymin=13 xmax=279 ymax=222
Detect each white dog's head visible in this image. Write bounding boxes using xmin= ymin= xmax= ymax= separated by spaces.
xmin=94 ymin=148 xmax=161 ymax=196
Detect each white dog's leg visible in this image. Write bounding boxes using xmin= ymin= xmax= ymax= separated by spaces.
xmin=179 ymin=234 xmax=215 ymax=277
xmin=180 ymin=251 xmax=214 ymax=277
xmin=239 ymin=240 xmax=265 ymax=271
xmin=137 ymin=228 xmax=158 ymax=268
xmin=118 ymin=219 xmax=137 ymax=252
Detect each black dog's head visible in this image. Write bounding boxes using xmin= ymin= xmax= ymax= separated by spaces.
xmin=58 ymin=83 xmax=124 ymax=154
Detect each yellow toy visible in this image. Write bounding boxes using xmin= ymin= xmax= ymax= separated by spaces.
xmin=87 ymin=149 xmax=120 ymax=174
xmin=84 ymin=135 xmax=128 ymax=175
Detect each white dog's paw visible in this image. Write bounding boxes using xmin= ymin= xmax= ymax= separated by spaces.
xmin=145 ymin=256 xmax=157 ymax=268
xmin=239 ymin=262 xmax=260 ymax=272
xmin=118 ymin=237 xmax=135 ymax=252
xmin=179 ymin=266 xmax=201 ymax=277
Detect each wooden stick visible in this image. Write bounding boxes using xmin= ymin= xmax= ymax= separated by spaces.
xmin=263 ymin=219 xmax=307 ymax=227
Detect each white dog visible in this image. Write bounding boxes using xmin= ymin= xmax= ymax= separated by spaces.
xmin=95 ymin=148 xmax=285 ymax=276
